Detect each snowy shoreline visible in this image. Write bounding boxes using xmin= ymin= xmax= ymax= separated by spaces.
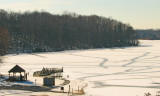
xmin=0 ymin=75 xmax=87 ymax=96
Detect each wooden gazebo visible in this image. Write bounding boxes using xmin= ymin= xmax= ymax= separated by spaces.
xmin=8 ymin=65 xmax=26 ymax=81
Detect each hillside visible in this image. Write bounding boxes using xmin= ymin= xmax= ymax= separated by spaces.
xmin=0 ymin=9 xmax=139 ymax=54
xmin=137 ymin=29 xmax=160 ymax=40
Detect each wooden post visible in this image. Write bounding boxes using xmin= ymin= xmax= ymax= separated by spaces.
xmin=25 ymin=73 xmax=27 ymax=80
xmin=78 ymin=86 xmax=79 ymax=94
xmin=24 ymin=72 xmax=25 ymax=80
xmin=63 ymin=87 xmax=64 ymax=93
xmin=13 ymin=72 xmax=14 ymax=77
xmin=35 ymin=79 xmax=37 ymax=86
xmin=20 ymin=72 xmax=22 ymax=82
xmin=9 ymin=72 xmax=10 ymax=79
xmin=72 ymin=88 xmax=73 ymax=94
xmin=68 ymin=85 xmax=70 ymax=95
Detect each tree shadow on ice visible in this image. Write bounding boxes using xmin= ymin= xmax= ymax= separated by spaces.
xmin=144 ymin=56 xmax=160 ymax=60
xmin=79 ymin=67 xmax=160 ymax=80
xmin=109 ymin=44 xmax=152 ymax=50
xmin=122 ymin=52 xmax=151 ymax=67
xmin=29 ymin=53 xmax=47 ymax=58
xmin=138 ymin=45 xmax=152 ymax=47
xmin=92 ymin=81 xmax=160 ymax=89
xmin=70 ymin=53 xmax=108 ymax=69
xmin=100 ymin=77 xmax=151 ymax=82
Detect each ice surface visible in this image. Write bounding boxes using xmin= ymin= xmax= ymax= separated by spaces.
xmin=1 ymin=40 xmax=160 ymax=96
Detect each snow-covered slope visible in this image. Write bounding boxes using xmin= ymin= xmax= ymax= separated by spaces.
xmin=1 ymin=40 xmax=160 ymax=96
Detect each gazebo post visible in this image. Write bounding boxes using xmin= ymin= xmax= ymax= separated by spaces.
xmin=20 ymin=72 xmax=22 ymax=81
xmin=9 ymin=72 xmax=10 ymax=79
xmin=24 ymin=72 xmax=25 ymax=80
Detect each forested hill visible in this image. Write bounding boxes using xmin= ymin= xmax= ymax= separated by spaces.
xmin=0 ymin=9 xmax=139 ymax=54
xmin=137 ymin=29 xmax=160 ymax=40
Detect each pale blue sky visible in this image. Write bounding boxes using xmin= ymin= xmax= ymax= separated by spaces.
xmin=0 ymin=0 xmax=159 ymax=29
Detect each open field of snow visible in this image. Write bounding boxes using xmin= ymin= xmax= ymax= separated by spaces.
xmin=1 ymin=40 xmax=160 ymax=96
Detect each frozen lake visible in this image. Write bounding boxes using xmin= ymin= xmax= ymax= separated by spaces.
xmin=1 ymin=40 xmax=160 ymax=96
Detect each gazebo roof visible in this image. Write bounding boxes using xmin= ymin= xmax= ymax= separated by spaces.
xmin=9 ymin=65 xmax=25 ymax=73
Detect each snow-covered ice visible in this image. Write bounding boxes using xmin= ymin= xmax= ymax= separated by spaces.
xmin=1 ymin=40 xmax=160 ymax=96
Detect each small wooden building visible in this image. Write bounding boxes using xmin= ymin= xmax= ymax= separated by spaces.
xmin=8 ymin=65 xmax=26 ymax=81
xmin=43 ymin=77 xmax=55 ymax=86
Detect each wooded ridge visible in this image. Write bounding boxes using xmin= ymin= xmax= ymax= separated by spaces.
xmin=0 ymin=9 xmax=139 ymax=55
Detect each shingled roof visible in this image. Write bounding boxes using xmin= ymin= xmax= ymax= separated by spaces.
xmin=9 ymin=65 xmax=25 ymax=73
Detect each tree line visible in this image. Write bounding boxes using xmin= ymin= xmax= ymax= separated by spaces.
xmin=137 ymin=29 xmax=160 ymax=40
xmin=0 ymin=27 xmax=9 ymax=56
xmin=0 ymin=9 xmax=139 ymax=55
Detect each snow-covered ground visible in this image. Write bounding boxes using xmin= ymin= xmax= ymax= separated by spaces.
xmin=1 ymin=40 xmax=160 ymax=96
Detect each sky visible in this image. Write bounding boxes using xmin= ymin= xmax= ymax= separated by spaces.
xmin=0 ymin=0 xmax=159 ymax=29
